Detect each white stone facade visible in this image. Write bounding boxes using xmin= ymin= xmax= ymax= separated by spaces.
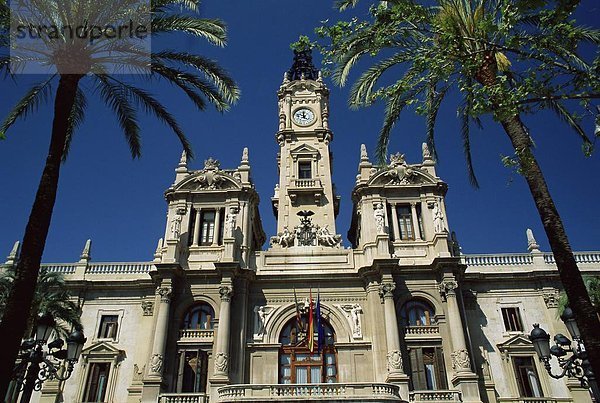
xmin=6 ymin=52 xmax=599 ymax=403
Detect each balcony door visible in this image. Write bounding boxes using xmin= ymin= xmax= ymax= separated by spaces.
xmin=175 ymin=348 xmax=208 ymax=393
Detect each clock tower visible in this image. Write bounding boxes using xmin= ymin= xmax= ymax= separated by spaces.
xmin=270 ymin=49 xmax=341 ymax=248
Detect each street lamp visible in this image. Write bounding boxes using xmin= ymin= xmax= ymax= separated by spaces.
xmin=529 ymin=312 xmax=600 ymax=401
xmin=11 ymin=314 xmax=86 ymax=403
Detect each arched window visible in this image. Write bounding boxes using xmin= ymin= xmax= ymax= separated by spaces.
xmin=400 ymin=299 xmax=436 ymax=327
xmin=279 ymin=316 xmax=337 ymax=384
xmin=182 ymin=303 xmax=215 ymax=330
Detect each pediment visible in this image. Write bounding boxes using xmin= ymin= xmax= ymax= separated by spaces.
xmin=290 ymin=143 xmax=319 ymax=156
xmin=497 ymin=334 xmax=532 ymax=349
xmin=175 ymin=170 xmax=242 ymax=191
xmin=82 ymin=341 xmax=125 ymax=359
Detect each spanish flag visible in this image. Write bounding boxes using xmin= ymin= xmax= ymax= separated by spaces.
xmin=307 ymin=289 xmax=314 ymax=352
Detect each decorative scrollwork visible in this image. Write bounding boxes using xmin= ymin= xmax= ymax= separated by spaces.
xmin=219 ymin=286 xmax=233 ymax=302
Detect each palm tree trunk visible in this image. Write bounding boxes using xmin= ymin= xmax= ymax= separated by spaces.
xmin=0 ymin=74 xmax=81 ymax=398
xmin=500 ymin=113 xmax=600 ymax=380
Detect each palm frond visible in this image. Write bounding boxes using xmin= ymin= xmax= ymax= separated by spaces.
xmin=95 ymin=75 xmax=142 ymax=158
xmin=153 ymin=51 xmax=240 ymax=104
xmin=349 ymin=50 xmax=415 ymax=107
xmin=458 ymin=100 xmax=480 ymax=188
xmin=425 ymin=81 xmax=449 ymax=162
xmin=545 ymin=98 xmax=594 ymax=155
xmin=375 ymin=90 xmax=414 ymax=164
xmin=62 ymin=87 xmax=87 ymax=162
xmin=104 ymin=76 xmax=193 ymax=158
xmin=0 ymin=75 xmax=56 ymax=135
xmin=152 ymin=16 xmax=227 ymax=46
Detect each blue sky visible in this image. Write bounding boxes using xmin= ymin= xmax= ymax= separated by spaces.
xmin=1 ymin=1 xmax=599 ymax=263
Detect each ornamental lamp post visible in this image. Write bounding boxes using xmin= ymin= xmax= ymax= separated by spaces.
xmin=530 ymin=315 xmax=599 ymax=401
xmin=11 ymin=314 xmax=86 ymax=403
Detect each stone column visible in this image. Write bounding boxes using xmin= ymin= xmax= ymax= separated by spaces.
xmin=212 ymin=208 xmax=222 ymax=246
xmin=148 ymin=285 xmax=172 ymax=377
xmin=410 ymin=202 xmax=422 ymax=240
xmin=192 ymin=208 xmax=201 ymax=246
xmin=213 ymin=285 xmax=233 ymax=379
xmin=439 ymin=278 xmax=471 ymax=373
xmin=390 ymin=203 xmax=400 ymax=241
xmin=379 ymin=282 xmax=404 ymax=378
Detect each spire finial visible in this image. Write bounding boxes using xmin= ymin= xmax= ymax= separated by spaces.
xmin=360 ymin=144 xmax=369 ymax=162
xmin=241 ymin=147 xmax=249 ymax=164
xmin=179 ymin=150 xmax=187 ymax=166
xmin=422 ymin=142 xmax=433 ymax=162
xmin=154 ymin=238 xmax=163 ymax=262
xmin=79 ymin=239 xmax=92 ymax=262
xmin=5 ymin=241 xmax=20 ymax=265
xmin=288 ymin=40 xmax=319 ymax=81
xmin=526 ymin=228 xmax=540 ymax=252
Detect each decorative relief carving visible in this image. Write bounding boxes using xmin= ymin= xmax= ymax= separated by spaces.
xmin=379 ymin=283 xmax=396 ymax=300
xmin=271 ymin=226 xmax=295 ymax=248
xmin=387 ymin=350 xmax=403 ymax=371
xmin=157 ymin=287 xmax=172 ymax=303
xmin=438 ymin=279 xmax=458 ymax=300
xmin=316 ymin=225 xmax=342 ymax=247
xmin=451 ymin=349 xmax=471 ymax=371
xmin=133 ymin=364 xmax=144 ymax=381
xmin=141 ymin=301 xmax=154 ymax=316
xmin=194 ymin=157 xmax=228 ymax=189
xmin=169 ymin=214 xmax=182 ymax=240
xmin=271 ymin=211 xmax=341 ymax=248
xmin=336 ymin=304 xmax=363 ymax=339
xmin=383 ymin=153 xmax=418 ymax=185
xmin=542 ymin=290 xmax=560 ymax=308
xmin=214 ymin=352 xmax=229 ymax=373
xmin=219 ymin=286 xmax=233 ymax=302
xmin=150 ymin=353 xmax=163 ymax=374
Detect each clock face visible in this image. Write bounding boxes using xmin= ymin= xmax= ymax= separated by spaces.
xmin=293 ymin=108 xmax=316 ymax=126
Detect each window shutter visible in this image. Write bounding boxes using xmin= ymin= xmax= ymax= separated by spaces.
xmin=435 ymin=347 xmax=448 ymax=389
xmin=409 ymin=348 xmax=427 ymax=390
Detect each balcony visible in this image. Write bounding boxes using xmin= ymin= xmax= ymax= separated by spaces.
xmin=409 ymin=390 xmax=461 ymax=402
xmin=158 ymin=393 xmax=209 ymax=403
xmin=218 ymin=383 xmax=401 ymax=402
xmin=288 ymin=179 xmax=323 ymax=205
xmin=404 ymin=325 xmax=440 ymax=338
xmin=178 ymin=329 xmax=214 ymax=343
xmin=498 ymin=398 xmax=566 ymax=403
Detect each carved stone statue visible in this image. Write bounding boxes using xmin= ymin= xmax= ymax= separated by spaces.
xmin=317 ymin=225 xmax=341 ymax=247
xmin=253 ymin=305 xmax=276 ymax=338
xmin=432 ymin=201 xmax=446 ymax=233
xmin=337 ymin=304 xmax=363 ymax=338
xmin=225 ymin=207 xmax=238 ymax=238
xmin=169 ymin=215 xmax=182 ymax=240
xmin=374 ymin=203 xmax=386 ymax=234
xmin=274 ymin=226 xmax=295 ymax=248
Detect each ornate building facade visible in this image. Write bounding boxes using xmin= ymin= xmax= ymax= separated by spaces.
xmin=8 ymin=51 xmax=600 ymax=403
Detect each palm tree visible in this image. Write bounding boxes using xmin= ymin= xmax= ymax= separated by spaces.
xmin=0 ymin=0 xmax=239 ymax=394
xmin=316 ymin=0 xmax=600 ymax=377
xmin=0 ymin=266 xmax=82 ymax=338
xmin=559 ymin=276 xmax=600 ymax=318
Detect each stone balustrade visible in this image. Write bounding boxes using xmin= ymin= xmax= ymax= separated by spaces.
xmin=40 ymin=263 xmax=77 ymax=274
xmin=462 ymin=254 xmax=534 ymax=266
xmin=293 ymin=178 xmax=322 ymax=188
xmin=543 ymin=252 xmax=600 ymax=264
xmin=404 ymin=325 xmax=440 ymax=337
xmin=409 ymin=390 xmax=461 ymax=402
xmin=178 ymin=329 xmax=214 ymax=341
xmin=158 ymin=393 xmax=209 ymax=403
xmin=497 ymin=398 xmax=565 ymax=403
xmin=218 ymin=383 xmax=401 ymax=401
xmin=86 ymin=262 xmax=153 ymax=274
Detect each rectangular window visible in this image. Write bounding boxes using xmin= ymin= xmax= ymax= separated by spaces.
xmin=83 ymin=362 xmax=110 ymax=403
xmin=200 ymin=210 xmax=215 ymax=245
xmin=397 ymin=206 xmax=414 ymax=240
xmin=513 ymin=356 xmax=543 ymax=397
xmin=502 ymin=307 xmax=524 ymax=332
xmin=188 ymin=208 xmax=197 ymax=246
xmin=298 ymin=161 xmax=312 ymax=179
xmin=176 ymin=349 xmax=208 ymax=393
xmin=97 ymin=315 xmax=118 ymax=339
xmin=409 ymin=347 xmax=447 ymax=391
